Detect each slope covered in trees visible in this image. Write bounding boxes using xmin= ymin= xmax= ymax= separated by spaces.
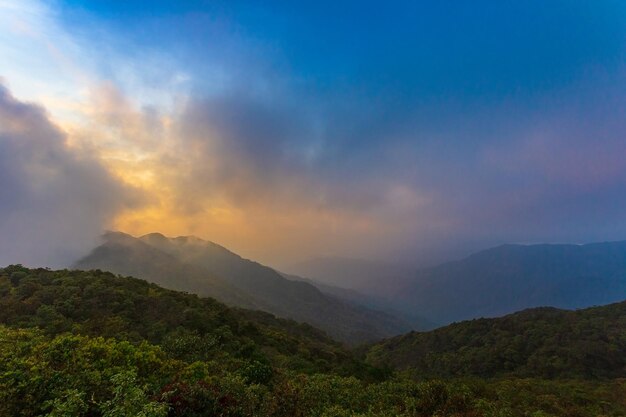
xmin=75 ymin=232 xmax=411 ymax=344
xmin=366 ymin=301 xmax=626 ymax=379
xmin=0 ymin=265 xmax=366 ymax=375
xmin=1 ymin=266 xmax=626 ymax=417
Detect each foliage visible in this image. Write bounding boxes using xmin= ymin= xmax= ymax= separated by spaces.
xmin=0 ymin=266 xmax=625 ymax=417
xmin=366 ymin=303 xmax=626 ymax=379
xmin=0 ymin=265 xmax=362 ymax=376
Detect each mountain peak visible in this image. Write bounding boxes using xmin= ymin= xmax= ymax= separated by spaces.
xmin=138 ymin=232 xmax=212 ymax=246
xmin=103 ymin=230 xmax=133 ymax=239
xmin=101 ymin=231 xmax=141 ymax=245
xmin=172 ymin=235 xmax=208 ymax=245
xmin=140 ymin=232 xmax=168 ymax=241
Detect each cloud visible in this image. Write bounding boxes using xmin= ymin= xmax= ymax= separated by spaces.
xmin=3 ymin=0 xmax=626 ymax=269
xmin=94 ymin=61 xmax=626 ymax=267
xmin=106 ymin=88 xmax=422 ymax=264
xmin=393 ymin=73 xmax=626 ymax=260
xmin=0 ymin=83 xmax=142 ymax=268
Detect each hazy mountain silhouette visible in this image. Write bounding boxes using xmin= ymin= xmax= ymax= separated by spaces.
xmin=400 ymin=241 xmax=626 ymax=324
xmin=75 ymin=232 xmax=412 ymax=344
xmin=291 ymin=242 xmax=626 ymax=327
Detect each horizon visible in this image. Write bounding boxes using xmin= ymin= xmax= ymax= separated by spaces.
xmin=2 ymin=0 xmax=626 ymax=269
xmin=56 ymin=229 xmax=626 ymax=274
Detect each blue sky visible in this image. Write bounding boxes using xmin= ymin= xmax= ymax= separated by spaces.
xmin=59 ymin=1 xmax=624 ymax=95
xmin=1 ymin=0 xmax=626 ymax=267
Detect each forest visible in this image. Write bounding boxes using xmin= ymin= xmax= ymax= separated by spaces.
xmin=1 ymin=265 xmax=625 ymax=416
xmin=365 ymin=302 xmax=626 ymax=379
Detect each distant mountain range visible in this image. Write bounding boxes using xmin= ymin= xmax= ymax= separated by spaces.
xmin=400 ymin=241 xmax=626 ymax=324
xmin=292 ymin=242 xmax=626 ymax=326
xmin=75 ymin=232 xmax=413 ymax=344
xmin=75 ymin=234 xmax=626 ymax=343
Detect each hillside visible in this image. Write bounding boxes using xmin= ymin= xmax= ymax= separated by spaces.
xmin=74 ymin=232 xmax=411 ymax=344
xmin=0 ymin=264 xmax=367 ymax=375
xmin=366 ymin=300 xmax=626 ymax=379
xmin=73 ymin=232 xmax=258 ymax=308
xmin=2 ymin=266 xmax=626 ymax=417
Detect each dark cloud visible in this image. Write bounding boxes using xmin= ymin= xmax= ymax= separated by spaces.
xmin=0 ymin=83 xmax=141 ymax=268
xmin=160 ymin=61 xmax=626 ymax=267
xmin=170 ymin=89 xmax=403 ymax=217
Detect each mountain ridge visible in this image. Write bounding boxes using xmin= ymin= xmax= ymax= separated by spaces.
xmin=291 ymin=240 xmax=626 ymax=327
xmin=400 ymin=240 xmax=626 ymax=324
xmin=75 ymin=231 xmax=413 ymax=344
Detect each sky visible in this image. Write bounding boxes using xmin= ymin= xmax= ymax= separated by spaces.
xmin=1 ymin=0 xmax=626 ymax=269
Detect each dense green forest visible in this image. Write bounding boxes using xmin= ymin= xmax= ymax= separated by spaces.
xmin=0 ymin=265 xmax=367 ymax=376
xmin=1 ymin=265 xmax=625 ymax=417
xmin=365 ymin=302 xmax=626 ymax=379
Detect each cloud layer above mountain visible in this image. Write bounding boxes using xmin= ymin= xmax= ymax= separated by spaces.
xmin=1 ymin=0 xmax=626 ymax=267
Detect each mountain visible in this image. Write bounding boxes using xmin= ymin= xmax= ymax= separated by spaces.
xmin=290 ymin=242 xmax=626 ymax=329
xmin=73 ymin=231 xmax=257 ymax=308
xmin=75 ymin=232 xmax=411 ymax=344
xmin=282 ymin=272 xmax=436 ymax=330
xmin=365 ymin=300 xmax=626 ymax=379
xmin=285 ymin=257 xmax=433 ymax=327
xmin=399 ymin=241 xmax=626 ymax=324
